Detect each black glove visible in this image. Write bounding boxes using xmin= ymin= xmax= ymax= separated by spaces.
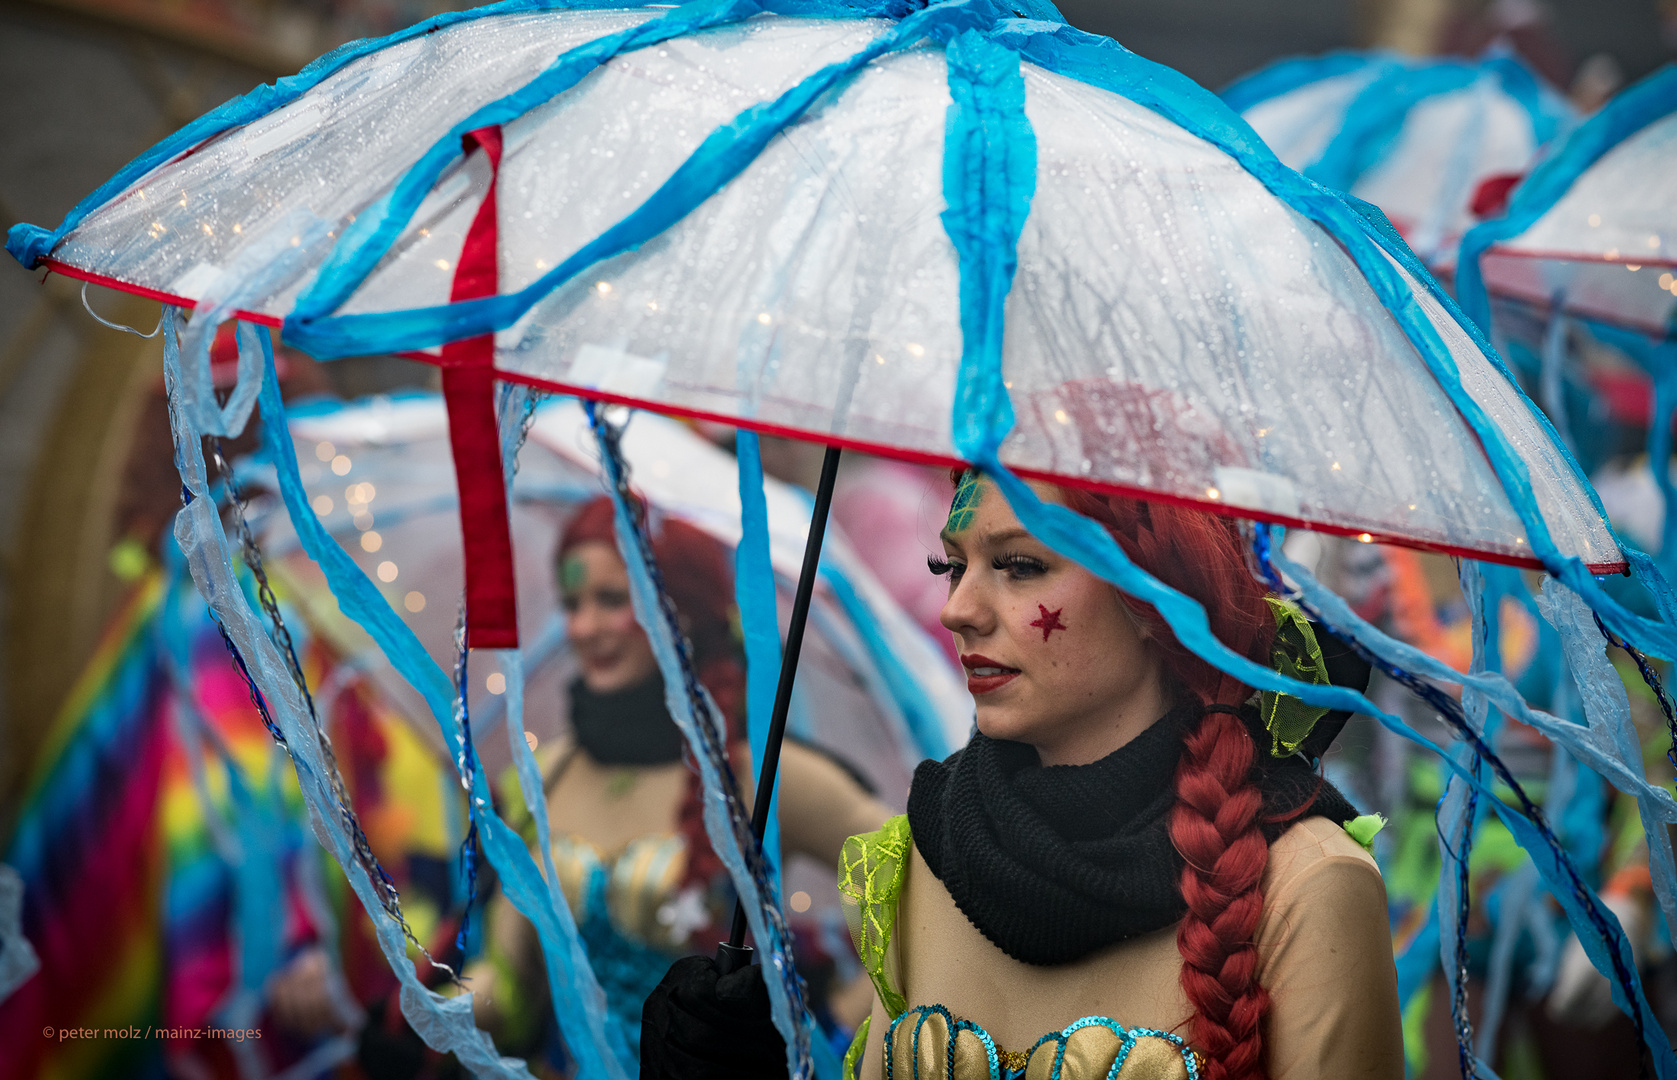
xmin=641 ymin=954 xmax=788 ymax=1080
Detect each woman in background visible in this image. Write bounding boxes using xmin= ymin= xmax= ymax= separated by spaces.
xmin=474 ymin=496 xmax=889 ymax=1070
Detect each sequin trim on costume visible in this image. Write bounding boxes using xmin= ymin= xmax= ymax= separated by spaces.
xmin=879 ymin=1006 xmax=1200 ymax=1080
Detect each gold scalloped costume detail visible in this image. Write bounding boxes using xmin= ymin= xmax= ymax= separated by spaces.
xmin=884 ymin=1006 xmax=1199 ymax=1080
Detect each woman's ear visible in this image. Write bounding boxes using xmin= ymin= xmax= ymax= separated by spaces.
xmin=1111 ymin=588 xmax=1150 ymax=637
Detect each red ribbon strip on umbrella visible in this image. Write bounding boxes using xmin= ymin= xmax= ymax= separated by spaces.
xmin=440 ymin=125 xmax=519 ymax=649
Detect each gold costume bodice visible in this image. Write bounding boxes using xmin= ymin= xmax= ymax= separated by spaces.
xmin=550 ymin=832 xmax=701 ymax=949
xmin=883 ymin=1006 xmax=1197 ymax=1080
xmin=536 ymin=743 xmax=715 ymax=950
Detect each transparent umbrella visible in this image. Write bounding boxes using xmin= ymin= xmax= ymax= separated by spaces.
xmin=255 ymin=392 xmax=968 ymax=792
xmin=5 ymin=5 xmax=1622 ymax=576
xmin=1223 ymin=49 xmax=1572 ymax=267
xmin=9 ymin=1 xmax=1676 ymax=1076
xmin=1459 ymin=65 xmax=1677 ymax=569
xmin=1461 ymin=64 xmax=1677 ymax=338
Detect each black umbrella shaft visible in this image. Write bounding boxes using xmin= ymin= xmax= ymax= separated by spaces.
xmin=723 ymin=443 xmax=843 ymax=956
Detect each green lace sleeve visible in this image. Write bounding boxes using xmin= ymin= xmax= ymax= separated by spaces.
xmin=837 ymin=814 xmax=912 ymax=1020
xmin=842 ymin=1017 xmax=870 ymax=1080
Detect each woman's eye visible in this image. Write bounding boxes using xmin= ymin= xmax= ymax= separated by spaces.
xmin=994 ymin=554 xmax=1048 ymax=580
xmin=597 ymin=589 xmax=631 ymax=610
xmin=927 ymin=555 xmax=964 ymax=581
xmin=561 ymin=594 xmax=581 ymax=614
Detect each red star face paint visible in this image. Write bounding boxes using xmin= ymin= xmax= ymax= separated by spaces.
xmin=934 ymin=473 xmax=1164 ymax=766
xmin=1030 ymin=604 xmax=1067 ymax=641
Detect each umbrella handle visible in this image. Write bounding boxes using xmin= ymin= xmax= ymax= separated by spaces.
xmin=718 ymin=444 xmax=844 ymax=965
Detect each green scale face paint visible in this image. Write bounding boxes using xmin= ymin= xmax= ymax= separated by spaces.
xmin=945 ymin=470 xmax=983 ymax=534
xmin=560 ymin=555 xmax=589 ymax=593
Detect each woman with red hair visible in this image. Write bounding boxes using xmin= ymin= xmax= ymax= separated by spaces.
xmin=644 ymin=473 xmax=1401 ymax=1080
xmin=471 ymin=496 xmax=889 ymax=1068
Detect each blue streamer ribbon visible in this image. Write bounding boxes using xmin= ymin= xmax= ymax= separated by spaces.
xmin=167 ymin=315 xmax=542 ymax=1078
xmin=156 ymin=554 xmax=294 ymax=1061
xmin=588 ymin=404 xmax=817 ymax=1079
xmin=735 ymin=430 xmax=785 ymax=886
xmin=248 ymin=327 xmax=630 ymax=1078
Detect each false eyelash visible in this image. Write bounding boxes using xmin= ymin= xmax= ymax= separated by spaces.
xmin=992 ymin=552 xmax=1049 ymax=573
xmin=927 ymin=554 xmax=955 ymax=577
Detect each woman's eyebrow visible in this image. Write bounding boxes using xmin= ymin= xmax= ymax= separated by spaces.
xmin=940 ymin=524 xmax=1033 ymax=546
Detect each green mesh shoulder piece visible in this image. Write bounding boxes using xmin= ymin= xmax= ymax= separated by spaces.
xmin=842 ymin=1016 xmax=871 ymax=1080
xmin=1259 ymin=597 xmax=1333 ymax=756
xmin=838 ymin=814 xmax=912 ymax=1019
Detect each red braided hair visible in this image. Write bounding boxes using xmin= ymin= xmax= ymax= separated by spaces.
xmin=557 ymin=497 xmax=746 ymax=895
xmin=1026 ymin=482 xmax=1279 ymax=1080
xmin=1169 ymin=707 xmax=1270 ymax=1080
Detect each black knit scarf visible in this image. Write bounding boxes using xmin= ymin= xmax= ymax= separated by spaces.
xmin=907 ymin=704 xmax=1358 ymax=967
xmin=568 ymin=673 xmax=687 ymax=766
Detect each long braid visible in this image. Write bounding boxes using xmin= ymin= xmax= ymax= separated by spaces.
xmin=978 ymin=479 xmax=1281 ymax=1077
xmin=1052 ymin=486 xmax=1278 ymax=1079
xmin=1170 ymin=706 xmax=1272 ymax=1080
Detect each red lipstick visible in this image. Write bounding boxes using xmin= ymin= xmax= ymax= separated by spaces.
xmin=961 ymin=653 xmax=1020 ymax=695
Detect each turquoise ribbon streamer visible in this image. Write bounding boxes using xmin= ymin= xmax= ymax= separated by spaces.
xmin=166 ymin=315 xmax=543 ymax=1079
xmin=247 ymin=327 xmax=630 ymax=1078
xmin=735 ymin=430 xmax=785 ymax=887
xmin=589 ymin=406 xmax=817 ymax=1079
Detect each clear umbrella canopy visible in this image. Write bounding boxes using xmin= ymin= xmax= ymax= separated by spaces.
xmin=9 ymin=4 xmax=1620 ymax=573
xmin=255 ymin=392 xmax=968 ymax=791
xmin=1457 ymin=66 xmax=1677 ymax=571
xmin=1462 ymin=65 xmax=1677 ymax=337
xmin=1222 ymin=51 xmax=1572 ymax=269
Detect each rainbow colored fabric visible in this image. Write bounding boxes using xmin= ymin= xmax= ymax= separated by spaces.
xmin=1 ymin=563 xmax=457 ymax=1080
xmin=1 ymin=576 xmax=170 ymax=1080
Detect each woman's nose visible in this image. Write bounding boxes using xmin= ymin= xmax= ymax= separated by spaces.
xmin=939 ymin=573 xmax=992 ymax=638
xmin=567 ymin=599 xmax=600 ymax=642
